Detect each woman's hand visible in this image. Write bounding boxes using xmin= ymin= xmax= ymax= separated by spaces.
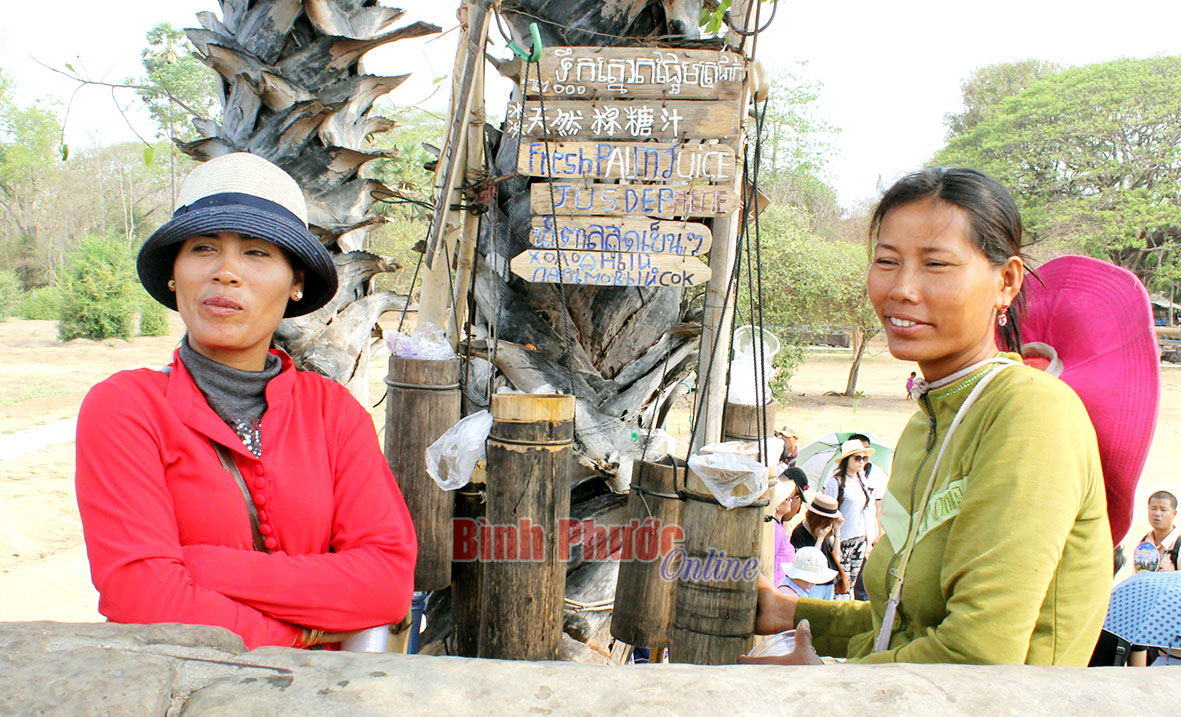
xmin=753 ymin=574 xmax=798 ymax=635
xmin=738 ymin=619 xmax=823 ymax=666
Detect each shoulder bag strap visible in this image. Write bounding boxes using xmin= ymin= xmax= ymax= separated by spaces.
xmin=211 ymin=440 xmax=270 ymax=553
xmin=873 ymin=358 xmax=1018 ymax=652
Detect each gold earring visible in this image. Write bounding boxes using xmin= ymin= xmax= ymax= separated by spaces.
xmin=167 ymin=279 xmax=176 ymax=291
xmin=293 ymin=290 xmax=303 ymax=301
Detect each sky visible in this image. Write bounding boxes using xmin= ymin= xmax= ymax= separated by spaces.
xmin=2 ymin=0 xmax=1179 ymax=208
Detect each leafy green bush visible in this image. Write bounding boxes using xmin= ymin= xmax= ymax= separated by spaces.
xmin=21 ymin=285 xmax=63 ymax=320
xmin=770 ymin=340 xmax=806 ymax=404
xmin=138 ymin=296 xmax=171 ymax=337
xmin=0 ymin=269 xmax=22 ymax=320
xmin=57 ymin=235 xmax=138 ymax=341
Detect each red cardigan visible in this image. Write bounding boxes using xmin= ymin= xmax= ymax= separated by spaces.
xmin=75 ymin=349 xmax=417 ymax=649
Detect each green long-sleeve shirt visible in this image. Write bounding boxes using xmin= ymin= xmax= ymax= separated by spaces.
xmin=796 ymin=356 xmax=1112 ymax=665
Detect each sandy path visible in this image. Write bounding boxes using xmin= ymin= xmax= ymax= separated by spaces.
xmin=0 ymin=319 xmax=1177 ymax=621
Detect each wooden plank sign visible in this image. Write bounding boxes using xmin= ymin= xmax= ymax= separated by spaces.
xmin=523 ymin=47 xmax=745 ymax=100
xmin=517 ymin=141 xmax=736 ymax=183
xmin=510 ymin=248 xmax=711 ymax=288
xmin=505 ymin=100 xmax=741 ymax=141
xmin=530 ymin=216 xmax=713 ymax=256
xmin=531 ymin=182 xmax=739 ymax=218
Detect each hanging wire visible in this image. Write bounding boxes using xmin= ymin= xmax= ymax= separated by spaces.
xmin=395 ymin=248 xmax=426 ymax=335
xmin=724 ymin=0 xmax=779 ymax=37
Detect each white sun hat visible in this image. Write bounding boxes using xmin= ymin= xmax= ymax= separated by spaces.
xmin=783 ymin=546 xmax=837 ymax=585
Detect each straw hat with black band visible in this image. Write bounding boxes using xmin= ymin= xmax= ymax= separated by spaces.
xmin=137 ymin=153 xmax=337 ymax=318
xmin=807 ymin=493 xmax=841 ymax=519
xmin=833 ymin=439 xmax=875 ymax=466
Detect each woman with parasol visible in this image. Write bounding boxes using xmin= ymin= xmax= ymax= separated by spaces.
xmin=742 ymin=167 xmax=1112 ymax=665
xmin=75 ymin=153 xmax=417 ymax=650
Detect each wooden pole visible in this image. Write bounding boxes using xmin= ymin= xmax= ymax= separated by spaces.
xmin=610 ymin=458 xmax=685 ymax=651
xmin=384 ymin=356 xmax=462 ymax=591
xmin=450 ymin=34 xmax=487 ymax=343
xmin=478 ymin=393 xmax=574 ymax=660
xmin=423 ymin=0 xmax=493 ymax=271
xmin=419 ymin=0 xmax=472 ymax=332
xmin=669 ymin=465 xmax=764 ymax=665
xmin=691 ymin=79 xmax=754 ymax=452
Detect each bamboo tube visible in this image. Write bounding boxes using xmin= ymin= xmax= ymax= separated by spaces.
xmin=722 ymin=400 xmax=777 ymax=445
xmin=723 ymin=400 xmax=778 ymax=581
xmin=669 ymin=465 xmax=764 ymax=664
xmin=610 ymin=458 xmax=685 ymax=650
xmin=384 ymin=356 xmax=462 ymax=591
xmin=478 ymin=393 xmax=575 ymax=660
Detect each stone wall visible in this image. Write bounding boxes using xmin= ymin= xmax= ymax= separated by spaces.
xmin=0 ymin=622 xmax=1160 ymax=715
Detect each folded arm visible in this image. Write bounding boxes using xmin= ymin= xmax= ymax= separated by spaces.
xmin=75 ymin=380 xmax=302 ymax=650
xmin=181 ymin=394 xmax=417 ymax=632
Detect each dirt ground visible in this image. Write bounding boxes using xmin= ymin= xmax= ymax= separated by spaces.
xmin=0 ymin=317 xmax=1177 ymax=621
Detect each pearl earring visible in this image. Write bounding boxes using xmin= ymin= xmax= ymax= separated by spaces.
xmin=293 ymin=290 xmax=303 ymax=301
xmin=167 ymin=279 xmax=176 ymax=291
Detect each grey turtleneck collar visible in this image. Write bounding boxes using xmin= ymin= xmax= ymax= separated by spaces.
xmin=179 ymin=336 xmax=281 ymax=455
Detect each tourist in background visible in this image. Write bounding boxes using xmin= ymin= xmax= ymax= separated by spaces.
xmin=779 ymin=547 xmax=838 ymax=600
xmin=769 ymin=467 xmax=809 ymax=587
xmin=822 ymin=440 xmax=874 ymax=598
xmin=789 ymin=494 xmax=848 ymax=599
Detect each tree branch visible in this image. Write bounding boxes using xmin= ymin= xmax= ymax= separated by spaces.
xmin=32 ymin=58 xmax=211 ymax=124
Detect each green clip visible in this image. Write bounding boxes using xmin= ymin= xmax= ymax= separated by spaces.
xmin=508 ymin=22 xmax=543 ymax=62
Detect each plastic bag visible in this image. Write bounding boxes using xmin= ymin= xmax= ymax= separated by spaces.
xmin=619 ymin=428 xmax=681 ymax=464
xmin=610 ymin=428 xmax=683 ymax=494
xmin=385 ymin=322 xmax=455 ymax=360
xmin=700 ymin=437 xmax=784 ymax=467
xmin=687 ymin=450 xmax=769 ymax=510
xmin=746 ymin=630 xmax=797 ymax=658
xmin=426 ymin=410 xmax=493 ymax=490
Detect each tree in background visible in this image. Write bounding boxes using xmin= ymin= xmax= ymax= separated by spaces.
xmin=0 ymin=69 xmax=70 ymax=286
xmin=935 ymin=56 xmax=1181 ymax=288
xmin=57 ymin=234 xmax=138 ymax=341
xmin=734 ymin=66 xmax=874 ymax=397
xmin=365 ymin=104 xmax=445 ymax=294
xmin=133 ymin=23 xmax=219 ymax=144
xmin=749 ymin=204 xmax=877 ymax=398
xmin=131 ymin=23 xmax=220 ymax=211
xmin=943 ymin=59 xmax=1061 ymax=137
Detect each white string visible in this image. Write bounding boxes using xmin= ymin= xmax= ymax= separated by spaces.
xmin=874 ymin=357 xmax=1019 ymax=653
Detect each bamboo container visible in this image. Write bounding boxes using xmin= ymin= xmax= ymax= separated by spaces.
xmin=478 ymin=393 xmax=574 ymax=660
xmin=723 ymin=399 xmax=779 ymax=582
xmin=668 ymin=463 xmax=765 ymax=664
xmin=610 ymin=458 xmax=685 ymax=650
xmin=384 ymin=356 xmax=461 ymax=591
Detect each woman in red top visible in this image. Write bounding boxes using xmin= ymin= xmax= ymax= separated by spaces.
xmin=75 ymin=153 xmax=416 ymax=650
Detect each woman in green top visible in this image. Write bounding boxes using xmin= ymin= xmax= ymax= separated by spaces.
xmin=742 ymin=168 xmax=1111 ymax=665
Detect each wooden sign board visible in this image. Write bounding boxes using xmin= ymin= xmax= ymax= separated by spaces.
xmin=523 ymin=47 xmax=745 ymax=100
xmin=517 ymin=141 xmax=736 ymax=183
xmin=511 ymin=248 xmax=712 ymax=288
xmin=531 ymin=182 xmax=739 ymax=218
xmin=530 ymin=216 xmax=713 ymax=255
xmin=505 ymin=100 xmax=742 ymax=141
